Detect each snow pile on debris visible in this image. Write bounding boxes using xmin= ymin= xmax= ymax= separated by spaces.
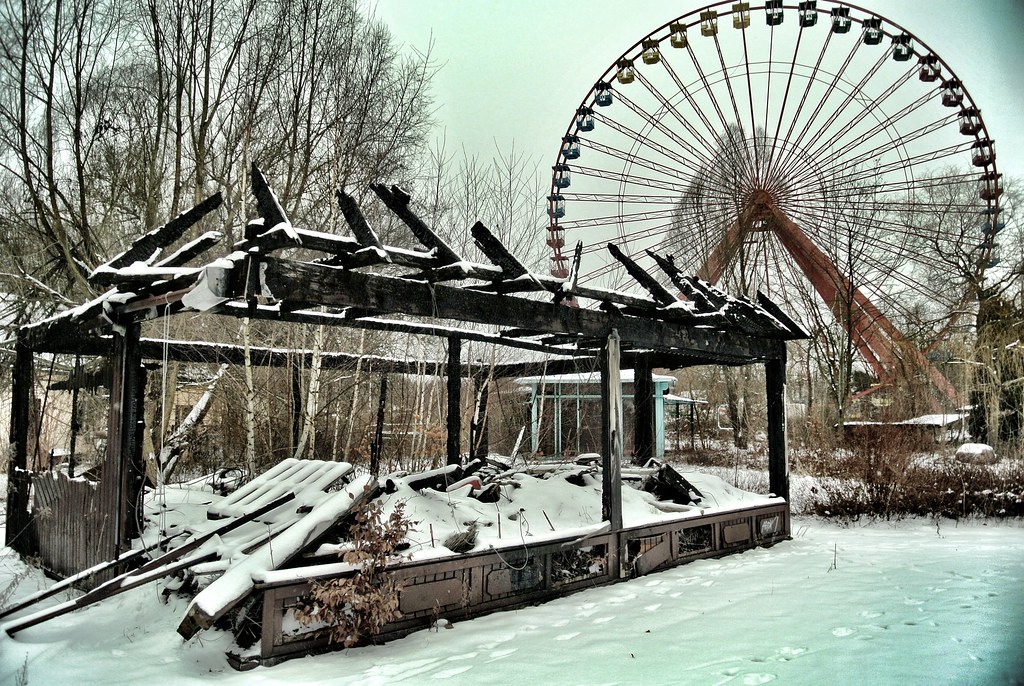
xmin=353 ymin=459 xmax=777 ymax=563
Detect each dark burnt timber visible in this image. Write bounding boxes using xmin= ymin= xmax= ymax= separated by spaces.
xmin=9 ymin=163 xmax=806 ymax=580
xmin=262 ymin=258 xmax=787 ymax=365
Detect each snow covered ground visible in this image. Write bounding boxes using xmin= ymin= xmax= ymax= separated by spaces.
xmin=2 ymin=513 xmax=1023 ymax=685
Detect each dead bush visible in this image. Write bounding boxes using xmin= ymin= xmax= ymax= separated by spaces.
xmin=295 ymin=500 xmax=411 ymax=648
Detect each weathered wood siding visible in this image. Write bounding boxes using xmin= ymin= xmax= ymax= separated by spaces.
xmin=30 ymin=471 xmax=113 ymax=584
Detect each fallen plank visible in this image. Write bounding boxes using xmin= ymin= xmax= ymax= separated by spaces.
xmin=0 ymin=534 xmax=181 ymax=621
xmin=4 ymin=551 xmax=218 ymax=636
xmin=177 ymin=476 xmax=378 ymax=640
xmin=0 ymin=491 xmax=294 ymax=625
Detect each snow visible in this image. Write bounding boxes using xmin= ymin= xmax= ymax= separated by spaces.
xmin=3 ymin=516 xmax=1022 ymax=684
xmin=186 ymin=475 xmax=376 ymax=622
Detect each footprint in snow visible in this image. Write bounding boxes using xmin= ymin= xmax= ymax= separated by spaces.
xmin=742 ymin=673 xmax=777 ymax=684
xmin=858 ymin=610 xmax=883 ymax=619
xmin=775 ymin=647 xmax=807 ymax=660
xmin=644 ymin=604 xmax=662 ymax=612
xmin=832 ymin=627 xmax=856 ymax=637
xmin=432 ymin=666 xmax=472 ymax=679
xmin=486 ymin=647 xmax=517 ymax=663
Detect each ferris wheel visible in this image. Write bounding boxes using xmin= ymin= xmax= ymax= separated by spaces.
xmin=546 ymin=1 xmax=1003 ymax=400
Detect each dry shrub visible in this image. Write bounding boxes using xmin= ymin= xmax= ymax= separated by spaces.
xmin=295 ymin=500 xmax=411 ymax=648
xmin=806 ymin=453 xmax=1024 ymax=520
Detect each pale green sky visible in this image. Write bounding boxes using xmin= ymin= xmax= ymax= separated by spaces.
xmin=373 ymin=0 xmax=1024 ymax=178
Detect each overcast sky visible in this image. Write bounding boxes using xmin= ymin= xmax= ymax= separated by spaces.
xmin=373 ymin=0 xmax=1024 ymax=181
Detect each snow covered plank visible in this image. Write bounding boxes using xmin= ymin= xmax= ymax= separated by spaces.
xmin=88 ymin=193 xmax=223 ymax=279
xmin=178 ymin=475 xmax=378 ymax=640
xmin=0 ymin=492 xmax=294 ymax=630
xmin=206 ymin=458 xmax=353 ymax=524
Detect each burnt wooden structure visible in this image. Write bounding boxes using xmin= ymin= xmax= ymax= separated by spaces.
xmin=6 ymin=165 xmax=804 ymax=655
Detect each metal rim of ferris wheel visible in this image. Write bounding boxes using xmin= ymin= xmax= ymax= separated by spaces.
xmin=546 ymin=0 xmax=1004 ymax=400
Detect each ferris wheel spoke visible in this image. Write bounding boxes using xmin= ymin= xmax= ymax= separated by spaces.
xmin=598 ymin=94 xmax=718 ymax=175
xmin=767 ymin=24 xmax=830 ymax=183
xmin=785 ymin=108 xmax=957 ymax=190
xmin=683 ymin=40 xmax=760 ymax=184
xmin=625 ymin=70 xmax=722 ymax=169
xmin=711 ymin=33 xmax=757 ymax=181
xmin=784 ymin=64 xmax=921 ymax=183
xmin=742 ymin=23 xmax=764 ymax=181
xmin=774 ymin=48 xmax=895 ymax=184
xmin=572 ymin=139 xmax=704 ymax=189
xmin=560 ymin=207 xmax=678 ymax=232
xmin=658 ymin=51 xmax=731 ymax=153
xmin=827 ymin=142 xmax=973 ymax=193
xmin=766 ymin=30 xmax=858 ymax=187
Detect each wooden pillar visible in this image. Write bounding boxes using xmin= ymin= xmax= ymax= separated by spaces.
xmin=5 ymin=330 xmax=35 ymax=553
xmin=369 ymin=375 xmax=387 ymax=477
xmin=290 ymin=354 xmax=302 ymax=453
xmin=101 ymin=320 xmax=145 ymax=556
xmin=633 ymin=353 xmax=655 ymax=465
xmin=765 ymin=348 xmax=789 ymax=502
xmin=446 ymin=337 xmax=462 ymax=466
xmin=600 ymin=330 xmax=623 ymax=531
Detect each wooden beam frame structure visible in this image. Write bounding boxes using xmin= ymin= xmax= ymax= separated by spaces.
xmin=7 ymin=165 xmax=807 ymax=564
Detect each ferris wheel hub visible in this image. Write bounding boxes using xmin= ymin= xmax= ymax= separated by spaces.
xmin=745 ymin=189 xmax=776 ymax=230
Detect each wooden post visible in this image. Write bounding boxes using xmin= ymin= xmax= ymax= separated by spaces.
xmin=68 ymin=355 xmax=81 ymax=478
xmin=290 ymin=353 xmax=302 ymax=453
xmin=446 ymin=337 xmax=462 ymax=466
xmin=5 ymin=330 xmax=35 ymax=553
xmin=633 ymin=353 xmax=655 ymax=465
xmin=765 ymin=348 xmax=789 ymax=503
xmin=101 ymin=320 xmax=145 ymax=556
xmin=369 ymin=375 xmax=387 ymax=477
xmin=600 ymin=330 xmax=623 ymax=532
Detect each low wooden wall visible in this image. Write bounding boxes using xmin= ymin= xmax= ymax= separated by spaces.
xmin=29 ymin=471 xmax=113 ymax=583
xmin=240 ymin=502 xmax=789 ymax=668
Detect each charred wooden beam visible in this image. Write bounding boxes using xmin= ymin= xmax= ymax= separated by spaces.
xmin=633 ymin=353 xmax=655 ymax=465
xmin=465 ymin=276 xmax=549 ymax=295
xmin=336 ymin=189 xmax=386 ymax=252
xmin=89 ymin=193 xmax=222 ymax=280
xmin=219 ymin=302 xmax=588 ymax=358
xmin=89 ymin=266 xmax=201 ymax=289
xmin=758 ymin=290 xmax=809 ymax=339
xmin=470 ymin=221 xmax=531 ymax=279
xmin=261 ymin=258 xmax=784 ymax=363
xmin=607 ymin=243 xmax=677 ymax=306
xmin=766 ymin=353 xmax=789 ymax=501
xmin=154 ymin=231 xmax=224 ymax=268
xmin=371 ymin=184 xmax=462 ymax=265
xmin=647 ymin=251 xmax=715 ymax=312
xmin=4 ymin=332 xmax=34 ymax=553
xmin=447 ymin=337 xmax=462 ymax=466
xmin=560 ymin=240 xmax=584 ymax=303
xmin=251 ymin=164 xmax=299 ymax=243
